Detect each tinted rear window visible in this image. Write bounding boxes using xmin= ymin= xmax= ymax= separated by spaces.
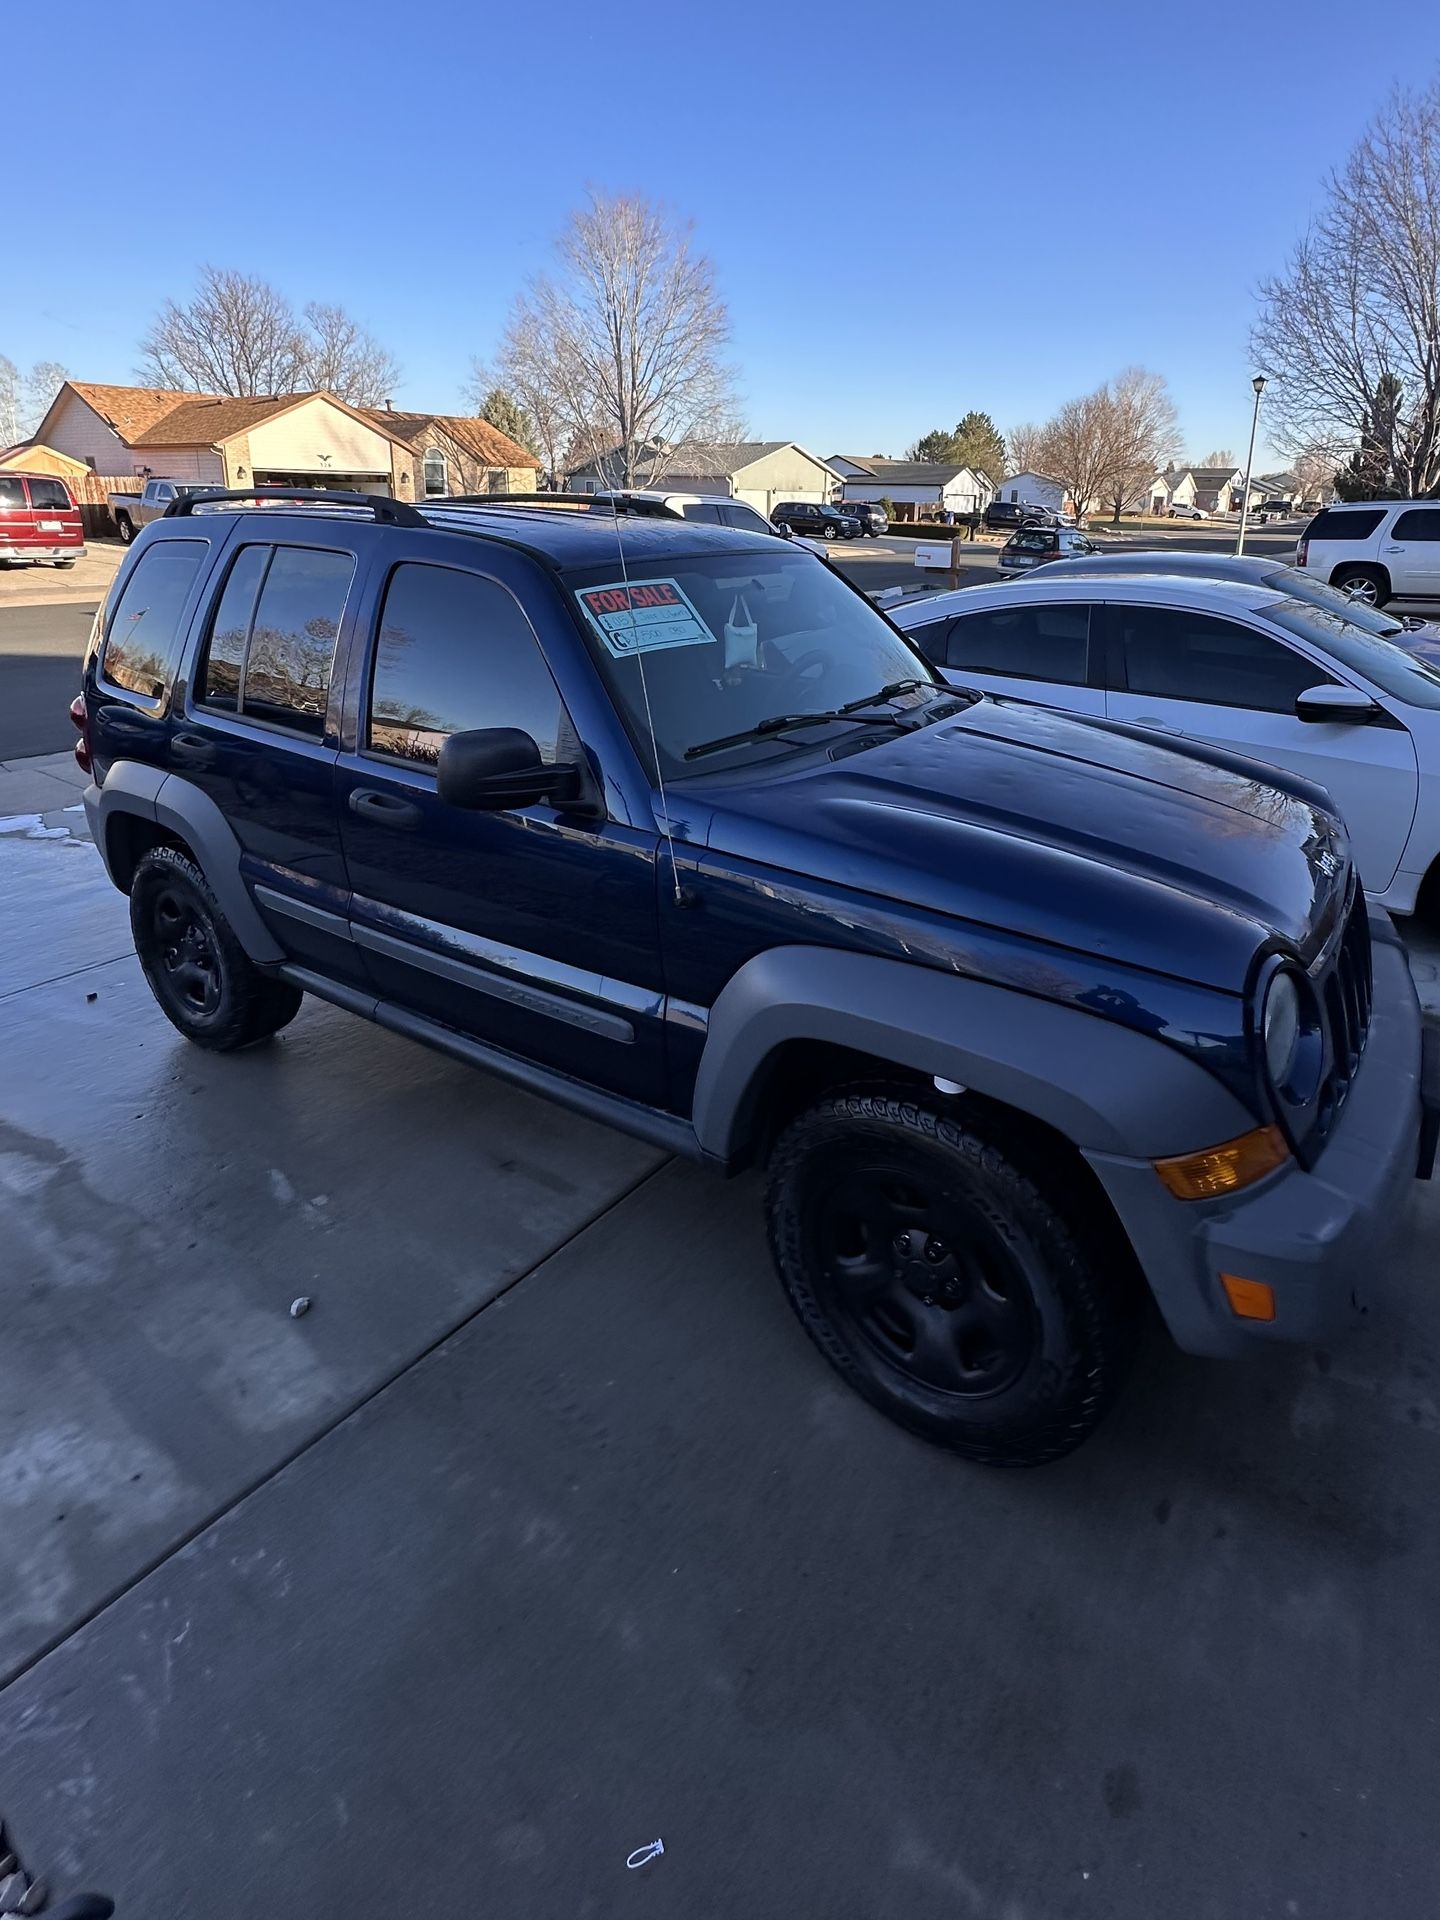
xmin=0 ymin=477 xmax=25 ymax=509
xmin=102 ymin=540 xmax=209 ymax=701
xmin=1304 ymin=508 xmax=1386 ymax=541
xmin=27 ymin=477 xmax=72 ymax=510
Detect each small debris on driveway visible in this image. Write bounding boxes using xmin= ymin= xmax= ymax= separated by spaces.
xmin=289 ymin=1296 xmax=313 ymax=1318
xmin=86 ymin=992 xmax=98 ymax=1003
xmin=0 ymin=1869 xmax=30 ymax=1913
xmin=625 ymin=1838 xmax=664 ymax=1870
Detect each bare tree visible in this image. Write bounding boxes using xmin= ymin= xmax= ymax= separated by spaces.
xmin=140 ymin=267 xmax=400 ymax=403
xmin=1102 ymin=367 xmax=1182 ymax=521
xmin=301 ymin=303 xmax=401 ymax=406
xmin=493 ymin=190 xmax=737 ymax=486
xmin=1292 ymin=444 xmax=1337 ymax=502
xmin=23 ymin=360 xmax=68 ymax=435
xmin=141 ymin=267 xmax=308 ymax=394
xmin=1005 ymin=421 xmax=1051 ymax=477
xmin=1253 ymin=79 xmax=1440 ymax=496
xmin=0 ymin=355 xmax=20 ymax=447
xmin=1197 ymin=448 xmax=1236 ymax=467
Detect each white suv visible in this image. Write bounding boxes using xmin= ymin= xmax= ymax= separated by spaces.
xmin=891 ymin=572 xmax=1440 ymax=914
xmin=1297 ymin=501 xmax=1440 ymax=607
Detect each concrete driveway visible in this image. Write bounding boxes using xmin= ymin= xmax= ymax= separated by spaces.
xmin=2 ymin=755 xmax=1440 ymax=1918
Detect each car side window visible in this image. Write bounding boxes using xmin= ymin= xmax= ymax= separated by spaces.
xmin=1392 ymin=508 xmax=1440 ymax=543
xmin=721 ymin=504 xmax=771 ymax=534
xmin=944 ymin=603 xmax=1090 ymax=684
xmin=680 ymin=501 xmax=724 ymax=524
xmin=196 ymin=544 xmax=353 ymax=737
xmin=1116 ymin=607 xmax=1336 ymax=712
xmin=27 ymin=477 xmax=71 ymax=510
xmin=101 ymin=539 xmax=209 ymax=702
xmin=0 ymin=477 xmax=25 ymax=508
xmin=367 ymin=562 xmax=569 ymax=770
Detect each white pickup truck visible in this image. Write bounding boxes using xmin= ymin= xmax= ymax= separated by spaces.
xmin=108 ymin=477 xmax=213 ymax=543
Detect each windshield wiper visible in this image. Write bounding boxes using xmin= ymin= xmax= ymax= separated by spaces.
xmin=683 ymin=679 xmax=944 ymax=763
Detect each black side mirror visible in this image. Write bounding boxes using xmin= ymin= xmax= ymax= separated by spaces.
xmin=1295 ymin=684 xmax=1380 ymax=726
xmin=437 ymin=727 xmax=586 ymax=811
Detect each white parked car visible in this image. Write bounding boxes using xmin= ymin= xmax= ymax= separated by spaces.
xmin=1297 ymin=500 xmax=1440 ymax=607
xmin=891 ymin=574 xmax=1440 ymax=915
xmin=1167 ymin=503 xmax=1210 ymax=520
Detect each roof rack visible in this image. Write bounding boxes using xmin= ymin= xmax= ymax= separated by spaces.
xmin=164 ymin=486 xmax=428 ymax=526
xmin=426 ymin=492 xmax=680 ymax=518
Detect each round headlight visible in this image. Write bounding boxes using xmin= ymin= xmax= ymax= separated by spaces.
xmin=1263 ymin=972 xmax=1301 ymax=1089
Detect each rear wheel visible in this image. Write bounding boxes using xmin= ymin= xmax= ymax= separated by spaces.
xmin=765 ymin=1090 xmax=1137 ymax=1465
xmin=54 ymin=559 xmax=76 ymax=569
xmin=1330 ymin=564 xmax=1387 ymax=606
xmin=130 ymin=846 xmax=303 ymax=1051
xmin=116 ymin=514 xmax=135 ymax=543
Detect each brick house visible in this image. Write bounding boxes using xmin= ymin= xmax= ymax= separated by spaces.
xmin=357 ymin=409 xmax=539 ymax=500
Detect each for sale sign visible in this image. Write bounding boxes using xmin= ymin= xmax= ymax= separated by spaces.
xmin=577 ymin=578 xmax=716 ymax=657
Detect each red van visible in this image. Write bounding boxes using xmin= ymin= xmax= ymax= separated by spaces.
xmin=0 ymin=471 xmax=86 ymax=567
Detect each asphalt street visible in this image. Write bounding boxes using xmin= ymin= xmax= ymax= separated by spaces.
xmin=1 ymin=761 xmax=1439 ymax=1917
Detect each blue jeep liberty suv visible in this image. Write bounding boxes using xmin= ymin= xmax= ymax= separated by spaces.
xmin=75 ymin=489 xmax=1438 ymax=1464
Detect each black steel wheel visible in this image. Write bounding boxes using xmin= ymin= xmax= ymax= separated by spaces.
xmin=130 ymin=846 xmax=303 ymax=1050
xmin=766 ymin=1090 xmax=1137 ymax=1465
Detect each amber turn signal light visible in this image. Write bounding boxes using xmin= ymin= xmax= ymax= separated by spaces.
xmin=1219 ymin=1273 xmax=1278 ymax=1321
xmin=1152 ymin=1125 xmax=1289 ymax=1201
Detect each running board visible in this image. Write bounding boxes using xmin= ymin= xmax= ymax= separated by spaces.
xmin=278 ymin=965 xmax=708 ymax=1163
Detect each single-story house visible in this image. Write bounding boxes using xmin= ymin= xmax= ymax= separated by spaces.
xmin=567 ymin=440 xmax=840 ymax=514
xmin=1158 ymin=467 xmax=1198 ymax=512
xmin=997 ymin=472 xmax=1074 ymax=516
xmin=31 ymin=382 xmax=537 ymax=501
xmin=829 ymin=457 xmax=994 ymax=521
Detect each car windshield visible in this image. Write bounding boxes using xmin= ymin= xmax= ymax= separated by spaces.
xmin=1259 ymin=568 xmax=1409 ymax=639
xmin=1261 ymin=601 xmax=1440 ymax=709
xmin=564 ymin=549 xmax=940 ymax=776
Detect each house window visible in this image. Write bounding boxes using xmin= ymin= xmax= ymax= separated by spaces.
xmin=422 ymin=449 xmax=448 ymax=497
xmin=488 ymin=468 xmax=508 ymax=494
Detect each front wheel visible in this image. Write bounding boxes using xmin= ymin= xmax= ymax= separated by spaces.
xmin=131 ymin=846 xmax=303 ymax=1050
xmin=822 ymin=525 xmax=838 ymax=540
xmin=765 ymin=1091 xmax=1136 ymax=1465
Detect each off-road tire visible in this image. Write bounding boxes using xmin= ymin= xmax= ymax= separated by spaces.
xmin=130 ymin=846 xmax=303 ymax=1051
xmin=765 ymin=1089 xmax=1137 ymax=1466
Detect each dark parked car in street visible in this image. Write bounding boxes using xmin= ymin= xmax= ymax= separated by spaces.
xmin=75 ymin=487 xmax=1437 ymax=1466
xmin=983 ymin=499 xmax=1053 ymax=534
xmin=770 ymin=499 xmax=861 ymax=540
xmin=838 ymin=500 xmax=889 ymax=536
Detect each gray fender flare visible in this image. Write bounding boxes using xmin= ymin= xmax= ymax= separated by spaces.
xmin=85 ymin=762 xmax=285 ymax=965
xmin=689 ymin=945 xmax=1253 ymax=1162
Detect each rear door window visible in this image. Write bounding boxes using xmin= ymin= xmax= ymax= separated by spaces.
xmin=101 ymin=539 xmax=210 ymax=701
xmin=945 ymin=603 xmax=1091 ymax=683
xmin=680 ymin=501 xmax=725 ymax=524
xmin=27 ymin=477 xmax=72 ymax=510
xmin=0 ymin=477 xmax=27 ymax=510
xmin=1391 ymin=508 xmax=1440 ymax=543
xmin=196 ymin=544 xmax=354 ymax=737
xmin=1304 ymin=508 xmax=1386 ymax=541
xmin=720 ymin=503 xmax=773 ymax=535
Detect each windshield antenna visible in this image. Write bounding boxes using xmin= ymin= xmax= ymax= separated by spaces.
xmin=606 ymin=492 xmax=685 ymax=905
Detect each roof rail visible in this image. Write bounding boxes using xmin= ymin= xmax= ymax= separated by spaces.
xmin=426 ymin=492 xmax=679 ymax=517
xmin=164 ymin=487 xmax=428 ymax=526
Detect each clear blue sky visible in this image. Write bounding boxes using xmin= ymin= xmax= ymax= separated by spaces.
xmin=8 ymin=0 xmax=1438 ymax=470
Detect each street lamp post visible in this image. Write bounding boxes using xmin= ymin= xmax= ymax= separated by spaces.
xmin=1235 ymin=374 xmax=1266 ymax=556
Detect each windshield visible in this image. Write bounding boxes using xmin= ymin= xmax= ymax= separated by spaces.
xmin=564 ymin=549 xmax=938 ymax=776
xmin=1259 ymin=567 xmax=1409 ymax=639
xmin=1262 ymin=601 xmax=1440 ymax=709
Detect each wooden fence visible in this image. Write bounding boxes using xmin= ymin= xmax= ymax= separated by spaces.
xmin=72 ymin=473 xmax=140 ymax=539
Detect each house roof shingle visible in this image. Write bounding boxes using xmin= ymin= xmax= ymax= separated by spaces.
xmin=131 ymin=393 xmax=304 ymax=447
xmin=359 ymin=410 xmax=538 ymax=471
xmin=68 ymin=382 xmax=206 ymax=442
xmin=839 ymin=459 xmax=978 ymax=486
xmin=1185 ymin=466 xmax=1244 ymax=489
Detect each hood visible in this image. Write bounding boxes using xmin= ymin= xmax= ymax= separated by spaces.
xmin=685 ymin=698 xmax=1349 ymax=991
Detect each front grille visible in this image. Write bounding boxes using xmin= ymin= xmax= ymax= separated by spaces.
xmin=1312 ymin=881 xmax=1373 ymax=1138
